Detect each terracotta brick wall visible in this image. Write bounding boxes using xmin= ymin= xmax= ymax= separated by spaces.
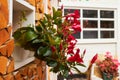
xmin=0 ymin=0 xmax=47 ymax=80
xmin=0 ymin=0 xmax=14 ymax=77
xmin=0 ymin=59 xmax=46 ymax=80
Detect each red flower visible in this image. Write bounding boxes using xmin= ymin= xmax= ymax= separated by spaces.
xmin=65 ymin=10 xmax=80 ymax=21
xmin=61 ymin=5 xmax=63 ymax=10
xmin=74 ymin=10 xmax=80 ymax=18
xmin=91 ymin=54 xmax=98 ymax=64
xmin=72 ymin=24 xmax=81 ymax=32
xmin=67 ymin=35 xmax=75 ymax=42
xmin=60 ymin=42 xmax=63 ymax=51
xmin=68 ymin=49 xmax=83 ymax=63
xmin=51 ymin=46 xmax=56 ymax=52
xmin=67 ymin=49 xmax=74 ymax=54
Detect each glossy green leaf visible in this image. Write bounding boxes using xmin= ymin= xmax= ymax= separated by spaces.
xmin=47 ymin=61 xmax=57 ymax=67
xmin=23 ymin=30 xmax=38 ymax=42
xmin=43 ymin=49 xmax=52 ymax=57
xmin=37 ymin=46 xmax=52 ymax=57
xmin=12 ymin=31 xmax=22 ymax=40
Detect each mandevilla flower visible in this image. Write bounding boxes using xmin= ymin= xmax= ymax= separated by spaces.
xmin=67 ymin=48 xmax=83 ymax=63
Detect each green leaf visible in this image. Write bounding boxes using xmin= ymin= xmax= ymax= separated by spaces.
xmin=77 ymin=63 xmax=86 ymax=67
xmin=23 ymin=30 xmax=38 ymax=42
xmin=37 ymin=46 xmax=52 ymax=57
xmin=47 ymin=61 xmax=57 ymax=67
xmin=47 ymin=35 xmax=55 ymax=45
xmin=43 ymin=49 xmax=52 ymax=57
xmin=63 ymin=70 xmax=69 ymax=78
xmin=37 ymin=47 xmax=44 ymax=56
xmin=53 ymin=7 xmax=62 ymax=19
xmin=44 ymin=13 xmax=52 ymax=20
xmin=32 ymin=39 xmax=42 ymax=43
xmin=72 ymin=66 xmax=82 ymax=74
xmin=12 ymin=31 xmax=22 ymax=40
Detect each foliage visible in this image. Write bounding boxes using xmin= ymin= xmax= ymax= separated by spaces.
xmin=96 ymin=52 xmax=120 ymax=78
xmin=13 ymin=7 xmax=97 ymax=77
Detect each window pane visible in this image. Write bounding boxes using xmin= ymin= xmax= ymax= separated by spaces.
xmin=83 ymin=20 xmax=98 ymax=28
xmin=100 ymin=21 xmax=114 ymax=28
xmin=64 ymin=9 xmax=80 ymax=16
xmin=83 ymin=10 xmax=97 ymax=18
xmin=83 ymin=31 xmax=98 ymax=39
xmin=101 ymin=31 xmax=114 ymax=38
xmin=72 ymin=32 xmax=81 ymax=39
xmin=100 ymin=10 xmax=114 ymax=18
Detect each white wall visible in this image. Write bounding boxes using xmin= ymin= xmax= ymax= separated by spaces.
xmin=58 ymin=0 xmax=119 ymax=58
xmin=49 ymin=0 xmax=120 ymax=80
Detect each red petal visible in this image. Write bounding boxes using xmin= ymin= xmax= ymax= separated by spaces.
xmin=67 ymin=55 xmax=76 ymax=62
xmin=74 ymin=10 xmax=80 ymax=18
xmin=74 ymin=49 xmax=83 ymax=63
xmin=51 ymin=46 xmax=56 ymax=52
xmin=91 ymin=54 xmax=98 ymax=64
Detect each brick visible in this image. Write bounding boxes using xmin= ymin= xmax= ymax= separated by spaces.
xmin=7 ymin=58 xmax=14 ymax=73
xmin=0 ymin=56 xmax=8 ymax=74
xmin=7 ymin=26 xmax=12 ymax=35
xmin=0 ymin=76 xmax=3 ymax=80
xmin=6 ymin=39 xmax=14 ymax=57
xmin=33 ymin=75 xmax=39 ymax=80
xmin=36 ymin=3 xmax=44 ymax=13
xmin=48 ymin=0 xmax=51 ymax=10
xmin=35 ymin=0 xmax=41 ymax=3
xmin=0 ymin=12 xmax=7 ymax=29
xmin=0 ymin=44 xmax=7 ymax=56
xmin=20 ymin=67 xmax=28 ymax=77
xmin=34 ymin=58 xmax=42 ymax=64
xmin=32 ymin=67 xmax=37 ymax=75
xmin=0 ymin=28 xmax=10 ymax=46
xmin=0 ymin=0 xmax=9 ymax=29
xmin=4 ymin=73 xmax=14 ymax=80
xmin=27 ymin=67 xmax=33 ymax=78
xmin=35 ymin=13 xmax=44 ymax=20
xmin=14 ymin=72 xmax=23 ymax=80
xmin=37 ymin=66 xmax=42 ymax=79
xmin=26 ymin=0 xmax=35 ymax=6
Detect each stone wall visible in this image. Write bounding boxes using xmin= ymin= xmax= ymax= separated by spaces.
xmin=0 ymin=59 xmax=46 ymax=80
xmin=0 ymin=0 xmax=14 ymax=79
xmin=0 ymin=0 xmax=48 ymax=80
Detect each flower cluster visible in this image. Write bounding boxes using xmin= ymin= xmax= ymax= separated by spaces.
xmin=96 ymin=52 xmax=120 ymax=78
xmin=13 ymin=7 xmax=97 ymax=77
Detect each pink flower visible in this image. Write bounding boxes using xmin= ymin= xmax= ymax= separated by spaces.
xmin=105 ymin=52 xmax=112 ymax=59
xmin=112 ymin=59 xmax=120 ymax=66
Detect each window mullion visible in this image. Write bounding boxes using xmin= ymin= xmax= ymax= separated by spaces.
xmin=98 ymin=9 xmax=100 ymax=39
xmin=81 ymin=8 xmax=83 ymax=39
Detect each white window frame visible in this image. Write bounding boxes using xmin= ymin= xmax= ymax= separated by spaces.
xmin=62 ymin=7 xmax=117 ymax=44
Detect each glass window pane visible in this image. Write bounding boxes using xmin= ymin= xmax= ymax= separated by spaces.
xmin=83 ymin=20 xmax=98 ymax=28
xmin=64 ymin=9 xmax=80 ymax=16
xmin=83 ymin=31 xmax=98 ymax=39
xmin=72 ymin=32 xmax=81 ymax=39
xmin=101 ymin=31 xmax=114 ymax=38
xmin=100 ymin=21 xmax=114 ymax=28
xmin=100 ymin=10 xmax=114 ymax=18
xmin=83 ymin=10 xmax=97 ymax=18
